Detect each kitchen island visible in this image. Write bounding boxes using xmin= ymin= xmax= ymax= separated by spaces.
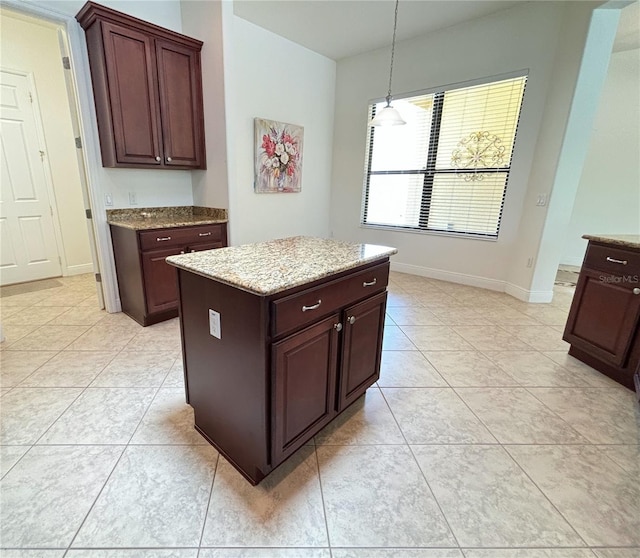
xmin=167 ymin=236 xmax=397 ymax=484
xmin=563 ymin=234 xmax=640 ymax=391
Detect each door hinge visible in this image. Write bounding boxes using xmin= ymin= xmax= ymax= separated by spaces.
xmin=95 ymin=272 xmax=102 ymax=283
xmin=28 ymin=91 xmax=33 ymax=103
xmin=58 ymin=256 xmax=62 ymax=264
xmin=85 ymin=208 xmax=92 ymax=219
xmin=75 ymin=136 xmax=82 ymax=149
xmin=49 ymin=206 xmax=53 ymax=216
xmin=62 ymin=56 xmax=71 ymax=70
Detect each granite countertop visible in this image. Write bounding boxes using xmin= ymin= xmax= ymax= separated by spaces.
xmin=583 ymin=234 xmax=640 ymax=249
xmin=107 ymin=206 xmax=228 ymax=230
xmin=166 ymin=236 xmax=398 ymax=296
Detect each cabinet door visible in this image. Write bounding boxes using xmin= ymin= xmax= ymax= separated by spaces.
xmin=141 ymin=247 xmax=184 ymax=315
xmin=272 ymin=314 xmax=340 ymax=464
xmin=564 ymin=268 xmax=640 ymax=366
xmin=338 ymin=291 xmax=387 ymax=411
xmin=156 ymin=40 xmax=205 ymax=168
xmin=101 ymin=22 xmax=162 ymax=166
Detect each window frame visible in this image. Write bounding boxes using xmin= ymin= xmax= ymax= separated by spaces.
xmin=361 ymin=70 xmax=528 ymax=241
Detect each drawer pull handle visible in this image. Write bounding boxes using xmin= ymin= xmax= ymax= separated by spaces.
xmin=199 ymin=232 xmax=212 ymax=237
xmin=363 ymin=278 xmax=377 ymax=287
xmin=606 ymin=257 xmax=627 ymax=265
xmin=157 ymin=236 xmax=172 ymax=242
xmin=302 ymin=300 xmax=322 ymax=312
xmin=334 ymin=322 xmax=343 ymax=332
xmin=348 ymin=315 xmax=356 ymax=325
xmin=634 ymin=288 xmax=640 ymax=295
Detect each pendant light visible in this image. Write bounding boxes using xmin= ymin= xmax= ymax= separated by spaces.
xmin=369 ymin=0 xmax=406 ymax=126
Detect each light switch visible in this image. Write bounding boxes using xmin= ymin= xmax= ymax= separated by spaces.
xmin=209 ymin=309 xmax=221 ymax=339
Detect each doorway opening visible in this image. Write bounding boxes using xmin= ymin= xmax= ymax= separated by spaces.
xmin=0 ymin=7 xmax=103 ymax=308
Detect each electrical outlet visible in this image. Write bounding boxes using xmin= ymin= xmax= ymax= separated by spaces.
xmin=536 ymin=194 xmax=547 ymax=207
xmin=209 ymin=309 xmax=221 ymax=339
xmin=105 ymin=193 xmax=113 ymax=206
xmin=129 ymin=192 xmax=137 ymax=205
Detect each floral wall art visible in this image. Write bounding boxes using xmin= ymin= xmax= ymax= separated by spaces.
xmin=254 ymin=118 xmax=304 ymax=193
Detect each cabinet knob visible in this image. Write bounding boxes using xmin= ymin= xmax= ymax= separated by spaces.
xmin=347 ymin=315 xmax=356 ymax=325
xmin=334 ymin=323 xmax=343 ymax=332
xmin=634 ymin=288 xmax=640 ymax=295
xmin=167 ymin=156 xmax=173 ymax=162
xmin=155 ymin=156 xmax=161 ymax=162
xmin=180 ymin=251 xmax=185 ymax=254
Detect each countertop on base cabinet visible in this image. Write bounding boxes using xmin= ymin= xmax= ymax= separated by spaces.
xmin=167 ymin=236 xmax=397 ymax=484
xmin=563 ymin=235 xmax=640 ymax=391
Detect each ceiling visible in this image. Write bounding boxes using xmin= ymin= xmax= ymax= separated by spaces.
xmin=233 ymin=0 xmax=639 ymax=60
xmin=613 ymin=1 xmax=640 ymax=52
xmin=233 ymin=1 xmax=526 ymax=60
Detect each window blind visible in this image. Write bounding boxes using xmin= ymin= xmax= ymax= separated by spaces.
xmin=362 ymin=74 xmax=527 ymax=238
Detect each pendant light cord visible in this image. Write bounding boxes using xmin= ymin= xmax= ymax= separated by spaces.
xmin=386 ymin=0 xmax=400 ymax=105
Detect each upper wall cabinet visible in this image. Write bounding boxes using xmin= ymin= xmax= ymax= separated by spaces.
xmin=76 ymin=2 xmax=206 ymax=170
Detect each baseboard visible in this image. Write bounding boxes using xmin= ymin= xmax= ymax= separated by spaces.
xmin=389 ymin=262 xmax=554 ymax=303
xmin=505 ymin=282 xmax=554 ymax=303
xmin=560 ymin=256 xmax=584 ymax=267
xmin=390 ymin=262 xmax=506 ymax=292
xmin=64 ymin=263 xmax=94 ymax=276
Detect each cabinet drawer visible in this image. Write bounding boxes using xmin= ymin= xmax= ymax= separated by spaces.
xmin=271 ymin=262 xmax=389 ymax=337
xmin=138 ymin=224 xmax=224 ymax=251
xmin=584 ymin=244 xmax=640 ymax=277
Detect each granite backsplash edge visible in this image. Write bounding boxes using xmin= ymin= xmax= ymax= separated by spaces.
xmin=107 ymin=206 xmax=228 ymax=222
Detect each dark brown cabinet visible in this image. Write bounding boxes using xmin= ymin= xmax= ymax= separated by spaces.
xmin=77 ymin=2 xmax=206 ymax=169
xmin=175 ymin=257 xmax=390 ymax=484
xmin=110 ymin=222 xmax=227 ymax=326
xmin=563 ymin=239 xmax=640 ymax=389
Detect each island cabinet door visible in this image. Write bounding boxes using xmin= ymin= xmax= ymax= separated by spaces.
xmin=564 ymin=268 xmax=640 ymax=366
xmin=272 ymin=313 xmax=340 ymax=464
xmin=141 ymin=247 xmax=183 ymax=314
xmin=338 ymin=291 xmax=387 ymax=411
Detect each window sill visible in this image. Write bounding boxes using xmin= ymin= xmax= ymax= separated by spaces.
xmin=360 ymin=223 xmax=499 ymax=242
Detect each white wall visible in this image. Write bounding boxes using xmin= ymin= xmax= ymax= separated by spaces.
xmin=523 ymin=6 xmax=620 ymax=300
xmin=181 ymin=0 xmax=229 ymax=212
xmin=1 ymin=9 xmax=92 ymax=274
xmin=222 ymin=13 xmax=336 ymax=246
xmin=561 ymin=47 xmax=640 ymax=266
xmin=330 ymin=1 xmax=599 ymax=295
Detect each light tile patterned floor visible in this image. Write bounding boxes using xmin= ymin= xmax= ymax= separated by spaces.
xmin=1 ymin=272 xmax=639 ymax=557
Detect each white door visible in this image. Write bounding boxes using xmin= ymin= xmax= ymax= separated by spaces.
xmin=0 ymin=69 xmax=62 ymax=285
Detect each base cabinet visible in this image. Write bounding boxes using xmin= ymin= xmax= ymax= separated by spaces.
xmin=110 ymin=222 xmax=227 ymax=326
xmin=563 ymin=240 xmax=640 ymax=389
xmin=177 ymin=259 xmax=390 ymax=484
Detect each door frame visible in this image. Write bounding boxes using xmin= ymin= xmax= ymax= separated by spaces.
xmin=3 ymin=0 xmax=117 ymax=311
xmin=1 ymin=67 xmax=65 ymax=282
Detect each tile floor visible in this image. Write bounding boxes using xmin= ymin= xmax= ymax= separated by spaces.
xmin=0 ymin=272 xmax=639 ymax=557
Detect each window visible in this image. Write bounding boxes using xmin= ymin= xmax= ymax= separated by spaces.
xmin=362 ymin=74 xmax=527 ymax=238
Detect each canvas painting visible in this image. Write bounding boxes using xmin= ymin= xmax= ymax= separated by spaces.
xmin=254 ymin=118 xmax=304 ymax=193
